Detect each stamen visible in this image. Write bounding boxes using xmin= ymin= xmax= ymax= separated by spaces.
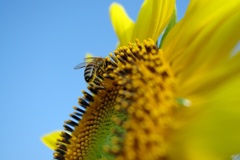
xmin=53 ymin=153 xmax=64 ymax=160
xmin=116 ymin=55 xmax=127 ymax=65
xmin=119 ymin=52 xmax=128 ymax=60
xmin=103 ymin=73 xmax=115 ymax=80
xmin=64 ymin=120 xmax=78 ymax=127
xmin=87 ymin=85 xmax=98 ymax=94
xmin=109 ymin=52 xmax=118 ymax=64
xmin=70 ymin=113 xmax=82 ymax=121
xmin=73 ymin=112 xmax=83 ymax=117
xmin=61 ymin=131 xmax=71 ymax=139
xmin=115 ymin=69 xmax=128 ymax=76
xmin=106 ymin=56 xmax=118 ymax=68
xmin=73 ymin=106 xmax=86 ymax=114
xmin=63 ymin=124 xmax=74 ymax=132
xmin=55 ymin=149 xmax=65 ymax=156
xmin=82 ymin=90 xmax=94 ymax=102
xmin=56 ymin=143 xmax=67 ymax=151
xmin=126 ymin=57 xmax=135 ymax=65
xmin=57 ymin=137 xmax=70 ymax=144
xmin=92 ymin=84 xmax=105 ymax=90
xmin=78 ymin=98 xmax=90 ymax=108
xmin=126 ymin=48 xmax=137 ymax=61
xmin=106 ymin=65 xmax=115 ymax=73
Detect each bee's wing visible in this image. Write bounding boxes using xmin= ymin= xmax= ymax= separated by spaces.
xmin=73 ymin=62 xmax=88 ymax=70
xmin=74 ymin=57 xmax=101 ymax=70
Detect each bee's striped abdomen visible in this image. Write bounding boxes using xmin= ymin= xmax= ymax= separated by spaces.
xmin=84 ymin=63 xmax=95 ymax=83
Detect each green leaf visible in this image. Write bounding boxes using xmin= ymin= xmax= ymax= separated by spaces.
xmin=159 ymin=6 xmax=177 ymax=48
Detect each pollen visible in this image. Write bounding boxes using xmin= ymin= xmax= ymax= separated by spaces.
xmin=54 ymin=39 xmax=178 ymax=160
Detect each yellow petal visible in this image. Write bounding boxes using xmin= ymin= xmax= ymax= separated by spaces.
xmin=41 ymin=131 xmax=62 ymax=150
xmin=85 ymin=53 xmax=93 ymax=58
xmin=170 ymin=73 xmax=240 ymax=160
xmin=131 ymin=0 xmax=175 ymax=42
xmin=180 ymin=51 xmax=240 ymax=98
xmin=85 ymin=53 xmax=94 ymax=63
xmin=109 ymin=3 xmax=134 ymax=46
xmin=162 ymin=0 xmax=240 ymax=94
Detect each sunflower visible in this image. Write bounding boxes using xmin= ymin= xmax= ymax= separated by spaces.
xmin=42 ymin=0 xmax=240 ymax=160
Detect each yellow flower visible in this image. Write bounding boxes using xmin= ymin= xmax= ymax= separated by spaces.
xmin=41 ymin=130 xmax=62 ymax=150
xmin=42 ymin=0 xmax=240 ymax=160
xmin=110 ymin=0 xmax=175 ymax=46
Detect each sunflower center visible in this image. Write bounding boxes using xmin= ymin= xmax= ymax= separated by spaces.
xmin=54 ymin=39 xmax=177 ymax=160
xmin=106 ymin=39 xmax=177 ymax=160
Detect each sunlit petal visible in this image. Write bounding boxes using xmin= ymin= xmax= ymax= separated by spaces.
xmin=41 ymin=131 xmax=61 ymax=150
xmin=170 ymin=73 xmax=240 ymax=160
xmin=109 ymin=3 xmax=134 ymax=46
xmin=132 ymin=0 xmax=175 ymax=42
xmin=162 ymin=0 xmax=240 ymax=95
xmin=182 ymin=52 xmax=240 ymax=98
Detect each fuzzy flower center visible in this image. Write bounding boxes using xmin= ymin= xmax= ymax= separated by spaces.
xmin=54 ymin=39 xmax=178 ymax=160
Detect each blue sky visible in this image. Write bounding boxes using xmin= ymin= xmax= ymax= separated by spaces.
xmin=0 ymin=0 xmax=189 ymax=159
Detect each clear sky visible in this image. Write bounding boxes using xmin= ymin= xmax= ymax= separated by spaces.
xmin=0 ymin=0 xmax=189 ymax=159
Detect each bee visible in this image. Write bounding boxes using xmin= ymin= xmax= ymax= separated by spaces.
xmin=74 ymin=57 xmax=106 ymax=85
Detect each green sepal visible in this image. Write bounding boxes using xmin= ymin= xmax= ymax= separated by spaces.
xmin=156 ymin=39 xmax=159 ymax=48
xmin=159 ymin=5 xmax=177 ymax=48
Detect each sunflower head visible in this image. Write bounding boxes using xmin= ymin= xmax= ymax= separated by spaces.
xmin=51 ymin=39 xmax=181 ymax=160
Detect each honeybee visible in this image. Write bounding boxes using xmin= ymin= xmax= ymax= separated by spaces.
xmin=74 ymin=57 xmax=106 ymax=85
